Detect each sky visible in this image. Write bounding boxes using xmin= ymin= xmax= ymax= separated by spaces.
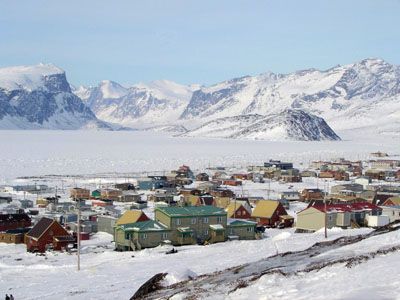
xmin=1 ymin=0 xmax=400 ymax=87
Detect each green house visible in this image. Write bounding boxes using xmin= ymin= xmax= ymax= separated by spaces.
xmin=91 ymin=189 xmax=101 ymax=199
xmin=155 ymin=206 xmax=228 ymax=245
xmin=227 ymin=219 xmax=257 ymax=240
xmin=114 ymin=220 xmax=171 ymax=251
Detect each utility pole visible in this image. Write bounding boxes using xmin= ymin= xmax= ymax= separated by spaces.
xmin=76 ymin=197 xmax=81 ymax=271
xmin=324 ymin=180 xmax=328 ymax=239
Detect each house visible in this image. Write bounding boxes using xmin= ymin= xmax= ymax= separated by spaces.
xmin=155 ymin=206 xmax=227 ymax=245
xmin=252 ymin=173 xmax=265 ymax=183
xmin=185 ymin=194 xmax=215 ymax=206
xmin=100 ymin=189 xmax=123 ymax=201
xmin=370 ymin=160 xmax=400 ymax=169
xmin=176 ymin=165 xmax=195 ymax=179
xmin=380 ymin=206 xmax=400 ymax=223
xmin=114 ymin=183 xmax=135 ymax=191
xmin=0 ymin=213 xmax=31 ymax=231
xmin=296 ymin=202 xmax=382 ymax=232
xmin=137 ymin=177 xmax=169 ymax=190
xmin=221 ymin=179 xmax=242 ymax=186
xmin=365 ymin=169 xmax=386 ymax=180
xmin=0 ymin=228 xmax=31 ymax=244
xmin=210 ymin=188 xmax=234 ymax=198
xmin=91 ymin=189 xmax=101 ymax=198
xmin=97 ymin=215 xmax=117 ymax=234
xmin=331 ymin=184 xmax=364 ymax=194
xmin=296 ymin=206 xmax=349 ymax=232
xmin=130 ymin=200 xmax=148 ymax=210
xmin=19 ymin=199 xmax=34 ymax=209
xmin=354 ymin=176 xmax=372 ymax=189
xmin=25 ymin=217 xmax=74 ymax=252
xmin=300 ymin=188 xmax=324 ymax=202
xmin=116 ymin=210 xmax=150 ymax=226
xmin=70 ymin=188 xmax=90 ymax=199
xmin=371 ymin=151 xmax=389 ymax=158
xmin=198 ymin=181 xmax=220 ymax=194
xmin=300 ymin=170 xmax=317 ymax=177
xmin=147 ymin=193 xmax=175 ymax=204
xmin=196 ymin=173 xmax=210 ymax=182
xmin=226 ymin=219 xmax=257 ymax=240
xmin=264 ymin=160 xmax=293 ymax=170
xmin=251 ymin=200 xmax=293 ymax=227
xmin=0 ymin=194 xmax=12 ymax=204
xmin=114 ymin=220 xmax=171 ymax=251
xmin=334 ymin=171 xmax=350 ymax=181
xmin=118 ymin=191 xmax=142 ymax=203
xmin=232 ymin=173 xmax=251 ymax=180
xmin=225 ymin=202 xmax=251 ymax=219
xmin=279 ymin=191 xmax=301 ymax=201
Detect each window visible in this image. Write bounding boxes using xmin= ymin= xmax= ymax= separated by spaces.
xmin=217 ymin=216 xmax=222 ymax=223
xmin=229 ymin=228 xmax=234 ymax=235
xmin=191 ymin=218 xmax=197 ymax=224
xmin=204 ymin=229 xmax=209 ymax=235
xmin=141 ymin=233 xmax=147 ymax=239
xmin=125 ymin=233 xmax=131 ymax=240
xmin=328 ymin=215 xmax=333 ymax=222
xmin=203 ymin=217 xmax=209 ymax=224
xmin=247 ymin=227 xmax=253 ymax=232
xmin=162 ymin=232 xmax=168 ymax=239
xmin=176 ymin=219 xmax=181 ymax=225
xmin=242 ymin=210 xmax=246 ymax=216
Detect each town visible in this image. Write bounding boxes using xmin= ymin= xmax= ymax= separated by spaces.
xmin=1 ymin=151 xmax=400 ymax=256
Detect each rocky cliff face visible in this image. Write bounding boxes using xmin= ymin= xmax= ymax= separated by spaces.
xmin=0 ymin=64 xmax=112 ymax=130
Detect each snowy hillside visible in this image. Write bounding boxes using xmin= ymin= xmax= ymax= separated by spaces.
xmin=0 ymin=64 xmax=112 ymax=130
xmin=80 ymin=79 xmax=199 ymax=128
xmin=182 ymin=110 xmax=341 ymax=141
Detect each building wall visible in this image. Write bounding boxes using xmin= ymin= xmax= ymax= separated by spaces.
xmin=336 ymin=212 xmax=351 ymax=227
xmin=0 ymin=232 xmax=24 ymax=244
xmin=226 ymin=225 xmax=256 ymax=240
xmin=97 ymin=216 xmax=117 ymax=235
xmin=155 ymin=209 xmax=227 ymax=244
xmin=381 ymin=207 xmax=400 ymax=223
xmin=296 ymin=208 xmax=336 ymax=231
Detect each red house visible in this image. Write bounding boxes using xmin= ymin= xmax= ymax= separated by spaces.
xmin=226 ymin=203 xmax=251 ymax=219
xmin=25 ymin=217 xmax=74 ymax=252
xmin=0 ymin=213 xmax=31 ymax=231
xmin=251 ymin=200 xmax=294 ymax=227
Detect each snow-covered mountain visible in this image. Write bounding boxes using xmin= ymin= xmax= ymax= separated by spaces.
xmin=182 ymin=109 xmax=341 ymax=141
xmin=79 ymin=79 xmax=199 ymax=128
xmin=180 ymin=58 xmax=400 ymax=135
xmin=76 ymin=58 xmax=400 ymax=139
xmin=0 ymin=64 xmax=112 ymax=130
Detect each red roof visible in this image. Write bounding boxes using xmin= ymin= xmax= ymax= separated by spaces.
xmin=309 ymin=202 xmax=381 ymax=213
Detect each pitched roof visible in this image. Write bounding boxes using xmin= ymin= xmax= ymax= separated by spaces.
xmin=226 ymin=203 xmax=246 ymax=218
xmin=116 ymin=210 xmax=148 ymax=226
xmin=26 ymin=217 xmax=54 ymax=239
xmin=156 ymin=206 xmax=226 ymax=217
xmin=120 ymin=220 xmax=169 ymax=232
xmin=227 ymin=219 xmax=257 ymax=226
xmin=305 ymin=202 xmax=381 ymax=213
xmin=251 ymin=200 xmax=280 ymax=218
xmin=384 ymin=197 xmax=400 ymax=206
xmin=0 ymin=213 xmax=31 ymax=224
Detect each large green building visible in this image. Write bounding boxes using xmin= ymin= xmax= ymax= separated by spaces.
xmin=115 ymin=206 xmax=258 ymax=251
